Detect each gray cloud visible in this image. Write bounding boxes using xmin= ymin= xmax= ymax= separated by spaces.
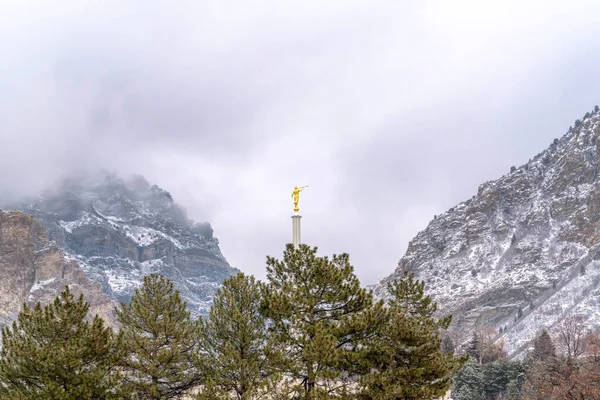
xmin=1 ymin=0 xmax=600 ymax=284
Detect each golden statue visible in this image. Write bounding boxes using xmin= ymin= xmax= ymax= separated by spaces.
xmin=291 ymin=185 xmax=308 ymax=212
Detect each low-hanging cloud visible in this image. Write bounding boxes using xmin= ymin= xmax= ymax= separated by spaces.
xmin=1 ymin=0 xmax=600 ymax=284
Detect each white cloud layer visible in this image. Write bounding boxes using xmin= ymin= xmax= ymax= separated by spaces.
xmin=1 ymin=0 xmax=600 ymax=283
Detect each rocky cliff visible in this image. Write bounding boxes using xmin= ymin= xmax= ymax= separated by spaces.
xmin=374 ymin=106 xmax=600 ymax=357
xmin=4 ymin=173 xmax=238 ymax=319
xmin=0 ymin=210 xmax=116 ymax=328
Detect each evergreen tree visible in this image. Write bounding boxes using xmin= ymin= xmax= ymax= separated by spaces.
xmin=451 ymin=362 xmax=486 ymax=400
xmin=115 ymin=274 xmax=203 ymax=399
xmin=506 ymin=378 xmax=523 ymax=400
xmin=197 ymin=272 xmax=281 ymax=400
xmin=466 ymin=332 xmax=480 ymax=362
xmin=358 ymin=271 xmax=468 ymax=400
xmin=525 ymin=329 xmax=556 ymax=366
xmin=0 ymin=286 xmax=123 ymax=400
xmin=262 ymin=244 xmax=385 ymax=399
xmin=482 ymin=359 xmax=525 ymax=399
xmin=385 ymin=270 xmax=438 ymax=319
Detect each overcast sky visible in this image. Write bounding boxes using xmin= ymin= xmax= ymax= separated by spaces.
xmin=2 ymin=0 xmax=600 ymax=285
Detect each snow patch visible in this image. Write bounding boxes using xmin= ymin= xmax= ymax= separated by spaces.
xmin=123 ymin=225 xmax=184 ymax=249
xmin=30 ymin=278 xmax=56 ymax=292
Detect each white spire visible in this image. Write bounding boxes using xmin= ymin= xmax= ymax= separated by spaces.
xmin=292 ymin=215 xmax=302 ymax=249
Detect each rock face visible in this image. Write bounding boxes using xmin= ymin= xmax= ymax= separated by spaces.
xmin=0 ymin=210 xmax=116 ymax=328
xmin=374 ymin=106 xmax=600 ymax=356
xmin=5 ymin=173 xmax=239 ymax=319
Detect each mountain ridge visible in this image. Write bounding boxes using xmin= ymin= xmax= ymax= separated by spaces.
xmin=2 ymin=172 xmax=239 ymax=318
xmin=374 ymin=105 xmax=600 ymax=356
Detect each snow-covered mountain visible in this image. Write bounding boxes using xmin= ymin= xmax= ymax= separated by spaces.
xmin=4 ymin=172 xmax=238 ymax=318
xmin=374 ymin=105 xmax=600 ymax=357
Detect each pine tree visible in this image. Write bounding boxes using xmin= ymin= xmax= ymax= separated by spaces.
xmin=115 ymin=274 xmax=203 ymax=399
xmin=386 ymin=270 xmax=439 ymax=319
xmin=506 ymin=378 xmax=523 ymax=400
xmin=197 ymin=272 xmax=281 ymax=400
xmin=0 ymin=286 xmax=123 ymax=399
xmin=482 ymin=359 xmax=524 ymax=399
xmin=262 ymin=244 xmax=385 ymax=399
xmin=358 ymin=271 xmax=468 ymax=400
xmin=466 ymin=332 xmax=480 ymax=363
xmin=451 ymin=362 xmax=486 ymax=400
xmin=525 ymin=329 xmax=556 ymax=366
